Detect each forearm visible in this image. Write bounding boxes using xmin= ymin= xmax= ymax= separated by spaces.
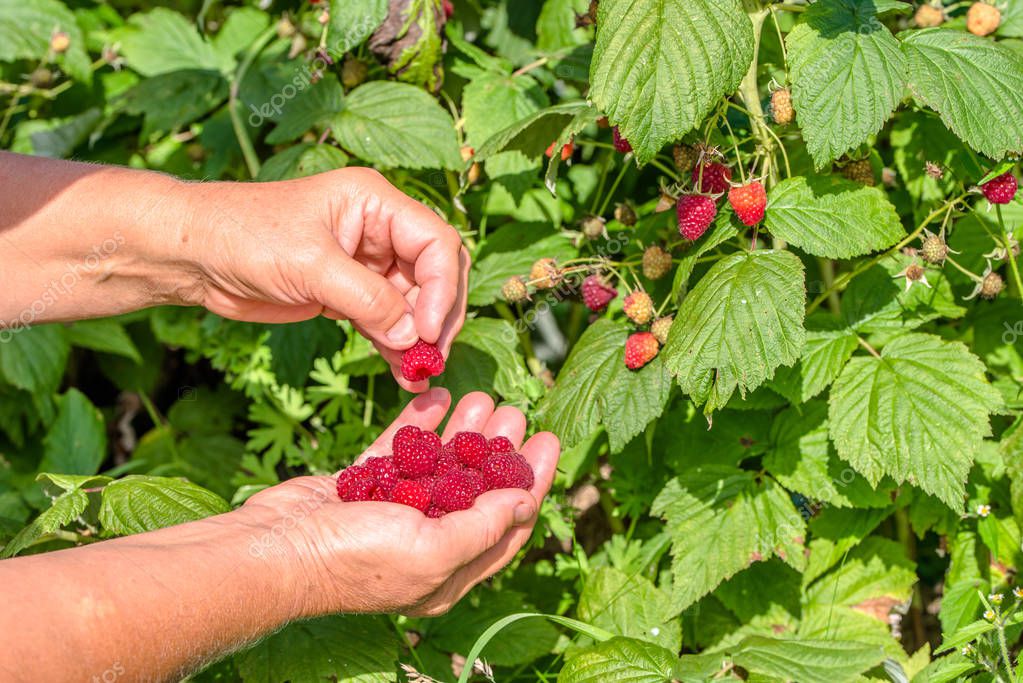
xmin=0 ymin=152 xmax=204 ymax=327
xmin=0 ymin=509 xmax=300 ymax=682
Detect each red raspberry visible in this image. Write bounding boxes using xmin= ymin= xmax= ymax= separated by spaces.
xmin=728 ymin=181 xmax=768 ymax=226
xmin=433 ymin=451 xmax=462 ymax=476
xmin=336 ymin=466 xmax=377 ymax=501
xmin=420 ymin=431 xmax=442 ymax=451
xmin=692 ymin=162 xmax=732 ymax=194
xmin=393 ymin=425 xmax=421 ymax=450
xmin=581 ymin=275 xmax=618 ymax=312
xmin=677 ymin=194 xmax=718 ymax=240
xmin=390 ymin=480 xmax=431 ymax=512
xmin=612 ymin=126 xmax=632 ymax=153
xmin=464 ymin=469 xmax=487 ymax=497
xmin=371 ymin=487 xmax=389 ymax=501
xmin=488 ymin=436 xmax=515 ymax=454
xmin=482 ymin=452 xmax=534 ymax=491
xmin=981 ymin=172 xmax=1018 ymax=205
xmin=624 ymin=332 xmax=659 ymax=370
xmin=448 ymin=431 xmax=490 ymax=469
xmin=417 ymin=474 xmax=438 ymax=493
xmin=394 ymin=433 xmax=440 ymax=478
xmin=363 ymin=456 xmax=399 ymax=491
xmin=426 ymin=506 xmax=446 ymax=518
xmin=400 ymin=341 xmax=445 ymax=382
xmin=433 ymin=470 xmax=477 ymax=511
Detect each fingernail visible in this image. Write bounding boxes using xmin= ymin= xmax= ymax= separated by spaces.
xmin=513 ymin=503 xmax=535 ymax=525
xmin=386 ymin=314 xmax=416 ymax=345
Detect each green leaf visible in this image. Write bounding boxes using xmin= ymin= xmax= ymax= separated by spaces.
xmin=265 ymin=78 xmax=344 ymax=144
xmin=436 ymin=317 xmax=532 ymax=404
xmin=663 ymin=250 xmax=806 ymax=413
xmin=265 ymin=318 xmax=343 ymax=387
xmin=0 ymin=0 xmax=91 ymax=82
xmin=99 ymin=475 xmax=230 ymax=535
xmin=11 ymin=107 xmax=102 ymax=158
xmin=326 ymin=0 xmax=387 ymax=55
xmin=463 ymin=74 xmax=549 ymax=147
xmin=331 ymin=81 xmax=461 ymax=170
xmin=236 ymin=614 xmax=398 ymax=682
xmin=536 ymin=320 xmax=672 ymax=452
xmin=256 ymin=143 xmax=348 ymax=181
xmin=536 ymin=0 xmax=590 ymax=52
xmin=578 ymin=567 xmax=682 ymax=651
xmin=902 ymin=28 xmax=1023 ymax=161
xmin=652 ymin=465 xmax=805 ymax=612
xmin=468 ymin=223 xmax=577 ymax=306
xmin=804 ymin=506 xmax=893 ymax=586
xmin=588 ymin=0 xmax=753 ymax=164
xmin=36 ymin=472 xmax=111 ymax=493
xmin=40 ymin=389 xmax=107 ymax=476
xmin=765 ymin=176 xmax=905 ymax=258
xmin=212 ymin=7 xmax=271 ymax=62
xmin=770 ymin=321 xmax=859 ymax=403
xmin=0 ymin=487 xmax=87 ymax=559
xmin=800 ymin=538 xmax=917 ymax=649
xmin=473 ymin=101 xmax=597 ymax=161
xmin=559 ymin=637 xmax=678 ymax=683
xmin=841 ymin=257 xmax=966 ymax=333
xmin=765 ymin=401 xmax=890 ymax=509
xmin=114 ymin=8 xmax=231 ymax=76
xmin=0 ymin=324 xmax=70 ymax=395
xmin=829 ymin=333 xmax=1003 ymax=509
xmin=427 ymin=589 xmax=560 ymax=666
xmin=68 ymin=320 xmax=142 ymax=362
xmin=119 ymin=69 xmax=228 ymax=137
xmin=786 ymin=0 xmax=908 ymax=168
xmin=731 ymin=636 xmax=886 ymax=683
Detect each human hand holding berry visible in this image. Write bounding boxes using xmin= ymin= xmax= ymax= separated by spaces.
xmin=179 ymin=167 xmax=468 ymax=392
xmin=241 ymin=388 xmax=559 ymax=617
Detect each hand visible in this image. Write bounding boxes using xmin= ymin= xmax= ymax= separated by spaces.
xmin=181 ymin=168 xmax=469 ymax=391
xmin=241 ymin=389 xmax=559 ymax=617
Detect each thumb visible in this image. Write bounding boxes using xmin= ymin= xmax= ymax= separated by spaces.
xmin=311 ymin=244 xmax=418 ymax=348
xmin=438 ymin=488 xmax=538 ymax=562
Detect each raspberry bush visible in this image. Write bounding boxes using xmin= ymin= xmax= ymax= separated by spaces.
xmin=2 ymin=0 xmax=1023 ymax=680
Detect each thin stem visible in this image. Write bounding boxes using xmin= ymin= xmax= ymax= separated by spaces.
xmin=511 ymin=56 xmax=549 ymax=77
xmin=362 ymin=375 xmax=374 ymax=427
xmin=996 ymin=620 xmax=1016 ymax=681
xmin=996 ymin=205 xmax=1023 ymax=301
xmin=494 ymin=302 xmax=541 ymax=376
xmin=597 ymin=162 xmax=630 ymax=216
xmin=817 ymin=258 xmax=841 ymax=315
xmin=857 ymin=337 xmax=881 ymax=359
xmin=807 ymin=194 xmax=968 ymax=314
xmin=230 ymin=26 xmax=277 ymax=178
xmin=945 ymin=255 xmax=983 ymax=282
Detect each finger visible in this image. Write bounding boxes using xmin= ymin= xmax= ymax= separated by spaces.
xmin=437 ymin=432 xmax=561 ymax=586
xmin=365 ymin=176 xmax=462 ymax=345
xmin=311 ymin=244 xmax=418 ymax=350
xmin=436 ymin=486 xmax=538 ymax=563
xmin=433 ymin=247 xmax=470 ymax=358
xmin=406 ymin=232 xmax=462 ymax=345
xmin=386 ymin=264 xmax=416 ymax=294
xmin=519 ymin=431 xmax=560 ymax=501
xmin=482 ymin=406 xmax=527 ymax=450
xmin=440 ymin=392 xmax=495 ymax=441
xmin=353 ymin=388 xmax=451 ymax=465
